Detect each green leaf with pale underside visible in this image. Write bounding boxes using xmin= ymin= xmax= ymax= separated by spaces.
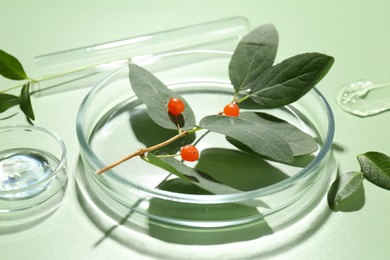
xmin=248 ymin=52 xmax=334 ymax=108
xmin=129 ymin=63 xmax=195 ymax=130
xmin=358 ymin=151 xmax=390 ymax=190
xmin=235 ymin=112 xmax=317 ymax=156
xmin=199 ymin=115 xmax=294 ymax=164
xmin=327 ymin=171 xmax=364 ymax=210
xmin=229 ymin=24 xmax=278 ymax=93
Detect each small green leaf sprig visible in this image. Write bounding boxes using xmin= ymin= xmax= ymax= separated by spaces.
xmin=0 ymin=50 xmax=35 ymax=124
xmin=328 ymin=151 xmax=390 ymax=210
xmin=95 ymin=24 xmax=335 ymax=196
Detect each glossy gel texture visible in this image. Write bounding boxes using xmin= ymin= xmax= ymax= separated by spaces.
xmin=337 ymin=80 xmax=390 ymax=117
xmin=0 ymin=153 xmax=51 ymax=199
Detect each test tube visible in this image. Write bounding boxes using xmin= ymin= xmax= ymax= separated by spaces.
xmin=32 ymin=16 xmax=250 ymax=96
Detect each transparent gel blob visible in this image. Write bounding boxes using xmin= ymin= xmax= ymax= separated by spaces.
xmin=337 ymin=80 xmax=390 ymax=117
xmin=0 ymin=153 xmax=52 ymax=200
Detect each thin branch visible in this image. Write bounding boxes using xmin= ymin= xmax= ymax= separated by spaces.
xmin=95 ymin=130 xmax=190 ymax=175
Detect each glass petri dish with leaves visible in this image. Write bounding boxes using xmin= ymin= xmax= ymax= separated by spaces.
xmin=76 ymin=48 xmax=335 ymax=243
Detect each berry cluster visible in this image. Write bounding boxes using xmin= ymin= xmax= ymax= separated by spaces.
xmin=167 ymin=97 xmax=240 ymax=162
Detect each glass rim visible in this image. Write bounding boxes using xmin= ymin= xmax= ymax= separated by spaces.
xmin=76 ymin=50 xmax=335 ymax=204
xmin=0 ymin=124 xmax=67 ymax=196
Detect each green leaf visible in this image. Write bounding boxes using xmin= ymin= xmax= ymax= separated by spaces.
xmin=248 ymin=52 xmax=334 ymax=108
xmin=128 ymin=63 xmax=195 ymax=130
xmin=0 ymin=50 xmax=29 ymax=80
xmin=199 ymin=115 xmax=294 ymax=163
xmin=229 ymin=24 xmax=278 ymax=93
xmin=147 ymin=153 xmax=244 ymax=195
xmin=327 ymin=171 xmax=364 ymax=210
xmin=19 ymin=82 xmax=35 ymax=123
xmin=237 ymin=112 xmax=317 ymax=156
xmin=358 ymin=151 xmax=390 ymax=190
xmin=0 ymin=93 xmax=20 ymax=113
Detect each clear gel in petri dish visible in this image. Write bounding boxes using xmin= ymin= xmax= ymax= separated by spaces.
xmin=0 ymin=152 xmax=52 ymax=200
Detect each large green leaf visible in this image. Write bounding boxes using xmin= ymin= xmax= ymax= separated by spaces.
xmin=248 ymin=52 xmax=334 ymax=108
xmin=229 ymin=24 xmax=278 ymax=93
xmin=327 ymin=171 xmax=364 ymax=210
xmin=19 ymin=83 xmax=35 ymax=123
xmin=128 ymin=63 xmax=195 ymax=130
xmin=199 ymin=115 xmax=294 ymax=163
xmin=237 ymin=112 xmax=317 ymax=156
xmin=0 ymin=93 xmax=20 ymax=113
xmin=0 ymin=50 xmax=28 ymax=80
xmin=358 ymin=151 xmax=390 ymax=190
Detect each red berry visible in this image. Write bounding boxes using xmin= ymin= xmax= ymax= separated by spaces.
xmin=168 ymin=97 xmax=185 ymax=116
xmin=180 ymin=145 xmax=199 ymax=162
xmin=223 ymin=103 xmax=240 ymax=117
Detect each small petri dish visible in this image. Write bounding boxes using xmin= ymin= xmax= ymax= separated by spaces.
xmin=76 ymin=50 xmax=335 ymax=248
xmin=0 ymin=125 xmax=67 ymax=232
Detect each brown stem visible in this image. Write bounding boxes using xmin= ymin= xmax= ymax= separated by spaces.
xmin=95 ymin=130 xmax=189 ymax=175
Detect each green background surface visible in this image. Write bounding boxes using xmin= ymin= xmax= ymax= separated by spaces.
xmin=1 ymin=0 xmax=390 ymax=259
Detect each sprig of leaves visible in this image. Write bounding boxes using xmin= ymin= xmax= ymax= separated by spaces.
xmin=0 ymin=49 xmax=35 ymax=124
xmin=96 ymin=23 xmax=335 ymax=197
xmin=328 ymin=151 xmax=390 ymax=210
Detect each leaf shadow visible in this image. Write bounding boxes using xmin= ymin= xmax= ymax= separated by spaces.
xmin=129 ymin=108 xmax=195 ymax=155
xmin=148 ymin=178 xmax=274 ymax=244
xmin=92 ymin=200 xmax=142 ymax=248
xmin=168 ymin=112 xmax=185 ymax=128
xmin=332 ymin=142 xmax=345 ymax=153
xmin=195 ymin=148 xmax=289 ymax=191
xmin=290 ymin=154 xmax=315 ymax=167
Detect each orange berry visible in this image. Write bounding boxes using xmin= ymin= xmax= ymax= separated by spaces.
xmin=167 ymin=97 xmax=185 ymax=116
xmin=180 ymin=145 xmax=199 ymax=162
xmin=223 ymin=103 xmax=240 ymax=117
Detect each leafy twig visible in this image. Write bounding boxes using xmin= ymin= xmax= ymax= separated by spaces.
xmin=0 ymin=50 xmax=35 ymax=124
xmin=95 ymin=129 xmax=196 ymax=174
xmin=328 ymin=151 xmax=390 ymax=210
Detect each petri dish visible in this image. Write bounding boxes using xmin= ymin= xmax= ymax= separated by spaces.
xmin=0 ymin=125 xmax=67 ymax=232
xmin=76 ymin=50 xmax=335 ymax=248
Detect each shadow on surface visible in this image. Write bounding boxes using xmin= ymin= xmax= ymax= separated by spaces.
xmin=75 ymin=156 xmax=273 ymax=248
xmin=196 ymin=148 xmax=288 ymax=191
xmin=0 ymin=210 xmax=58 ymax=234
xmin=0 ymin=184 xmax=67 ymax=234
xmin=92 ymin=200 xmax=142 ymax=248
xmin=147 ymin=178 xmax=273 ymax=244
xmin=75 ymin=152 xmax=338 ymax=259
